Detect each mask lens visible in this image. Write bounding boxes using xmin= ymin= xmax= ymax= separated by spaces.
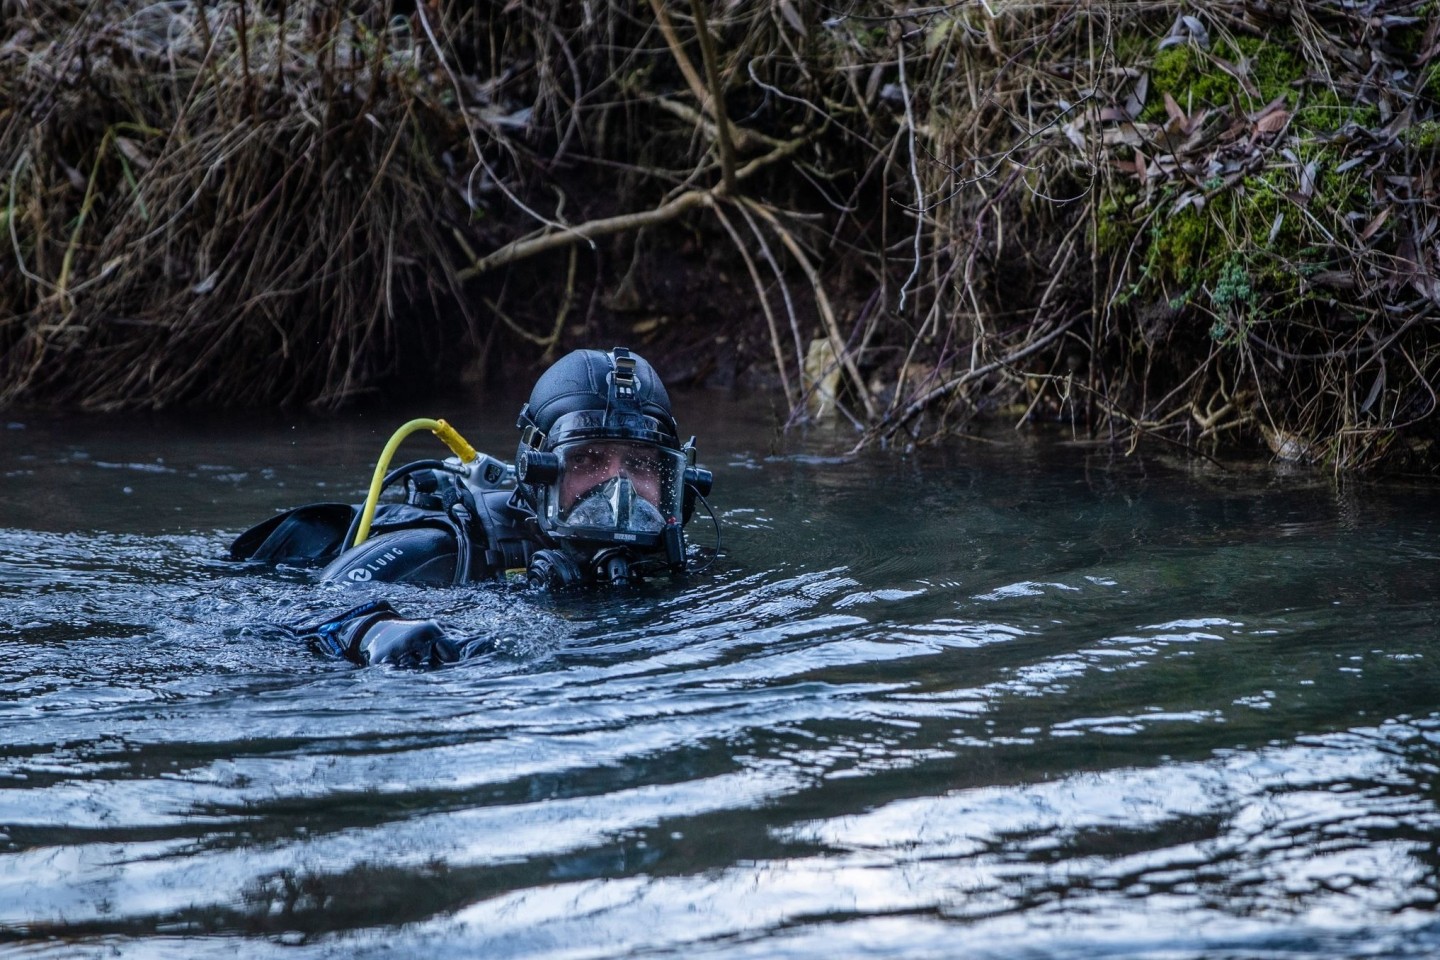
xmin=553 ymin=441 xmax=683 ymax=536
xmin=559 ymin=442 xmax=668 ymax=512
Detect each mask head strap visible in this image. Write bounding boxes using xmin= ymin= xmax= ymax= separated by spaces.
xmin=516 ymin=403 xmax=546 ymax=450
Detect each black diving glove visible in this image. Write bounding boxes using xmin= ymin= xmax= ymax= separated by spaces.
xmin=287 ymin=600 xmax=492 ymax=667
xmin=289 ymin=600 xmax=399 ymax=662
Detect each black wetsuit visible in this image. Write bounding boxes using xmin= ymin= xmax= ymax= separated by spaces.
xmin=231 ymin=464 xmax=537 ymax=666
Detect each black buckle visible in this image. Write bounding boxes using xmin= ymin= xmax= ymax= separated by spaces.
xmin=610 ymin=347 xmax=636 ymax=400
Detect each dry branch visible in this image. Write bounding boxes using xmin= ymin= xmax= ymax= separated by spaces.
xmin=458 ymin=190 xmax=714 ymax=279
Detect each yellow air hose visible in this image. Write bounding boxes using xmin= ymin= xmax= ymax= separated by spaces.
xmin=352 ymin=418 xmax=478 ymax=547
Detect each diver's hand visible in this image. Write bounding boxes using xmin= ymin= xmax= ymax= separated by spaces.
xmin=354 ymin=616 xmax=451 ymax=667
xmin=288 ymin=600 xmax=401 ymax=664
xmin=287 ymin=601 xmax=491 ymax=667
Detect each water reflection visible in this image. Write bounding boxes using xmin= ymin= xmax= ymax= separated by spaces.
xmin=0 ymin=404 xmax=1438 ymax=957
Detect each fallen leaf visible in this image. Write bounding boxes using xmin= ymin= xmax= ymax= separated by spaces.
xmin=1298 ymin=161 xmax=1317 ymax=201
xmin=1172 ymin=191 xmax=1205 ymax=214
xmin=1249 ymin=95 xmax=1289 ymax=122
xmin=114 ymin=137 xmax=152 ymax=171
xmin=1181 ymin=15 xmax=1210 ymax=46
xmin=779 ymin=0 xmax=807 ymax=37
xmin=62 ymin=162 xmax=86 ymax=192
xmin=1359 ymin=206 xmax=1391 ymax=241
xmin=1124 ymin=73 xmax=1149 ymax=119
xmin=1100 ymin=123 xmax=1150 ymax=149
xmin=1254 ymin=109 xmax=1289 ymax=135
xmin=1164 ymin=91 xmax=1186 ymax=127
xmin=1360 ymin=366 xmax=1386 ymax=415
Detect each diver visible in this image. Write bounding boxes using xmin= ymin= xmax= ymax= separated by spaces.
xmin=229 ymin=346 xmax=716 ymax=667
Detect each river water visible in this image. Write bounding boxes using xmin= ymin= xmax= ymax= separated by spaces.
xmin=1 ymin=395 xmax=1437 ymax=959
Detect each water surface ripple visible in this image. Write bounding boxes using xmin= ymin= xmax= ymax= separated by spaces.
xmin=0 ymin=408 xmax=1437 ymax=959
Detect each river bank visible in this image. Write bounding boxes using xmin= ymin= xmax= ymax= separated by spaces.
xmin=2 ymin=1 xmax=1437 ymax=472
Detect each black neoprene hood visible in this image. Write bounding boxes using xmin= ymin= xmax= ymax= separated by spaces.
xmin=517 ymin=348 xmax=680 ymax=449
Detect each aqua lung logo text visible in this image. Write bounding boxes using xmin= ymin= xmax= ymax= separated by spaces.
xmin=347 ymin=547 xmax=406 ymax=582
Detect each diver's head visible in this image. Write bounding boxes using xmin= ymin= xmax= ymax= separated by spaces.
xmin=514 ymin=347 xmax=711 ymax=588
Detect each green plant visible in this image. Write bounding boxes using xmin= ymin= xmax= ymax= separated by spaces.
xmin=1211 ymin=256 xmax=1255 ymax=317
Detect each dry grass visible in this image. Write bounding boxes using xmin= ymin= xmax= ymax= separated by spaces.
xmin=1 ymin=1 xmax=487 ymax=407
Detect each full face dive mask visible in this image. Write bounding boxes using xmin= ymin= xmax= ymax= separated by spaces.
xmin=514 ymin=347 xmax=712 ymax=588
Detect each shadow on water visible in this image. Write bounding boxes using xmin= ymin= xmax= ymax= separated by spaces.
xmin=1 ymin=399 xmax=1439 ymax=958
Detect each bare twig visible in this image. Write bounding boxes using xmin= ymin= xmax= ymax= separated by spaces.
xmin=688 ymin=0 xmax=738 ymax=194
xmin=865 ymin=317 xmax=1076 ymax=447
xmin=743 ymin=197 xmax=879 ymax=422
xmin=458 ymin=189 xmax=714 ymax=279
xmin=714 ymin=202 xmax=800 ymax=410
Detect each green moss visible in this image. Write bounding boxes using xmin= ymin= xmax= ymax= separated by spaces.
xmin=1202 ymin=149 xmax=1370 ymax=255
xmin=1394 ymin=27 xmax=1423 ymax=56
xmin=1424 ymin=62 xmax=1440 ymax=101
xmin=1392 ymin=8 xmax=1437 ymax=58
xmin=1234 ymin=35 xmax=1302 ymax=105
xmin=851 ymin=23 xmax=888 ymax=50
xmin=1094 ymin=192 xmax=1138 ymax=251
xmin=1312 ymin=159 xmax=1371 ymax=213
xmin=1144 ymin=34 xmax=1303 ymax=122
xmin=1402 ymin=119 xmax=1440 ymax=147
xmin=1144 ymin=44 xmax=1237 ymax=120
xmin=1294 ymin=87 xmax=1380 ymax=134
xmin=1111 ymin=33 xmax=1152 ymax=68
xmin=1122 ymin=152 xmax=1371 ymax=338
xmin=1147 ymin=45 xmax=1193 ymax=94
xmin=1151 ymin=203 xmax=1211 ymax=279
